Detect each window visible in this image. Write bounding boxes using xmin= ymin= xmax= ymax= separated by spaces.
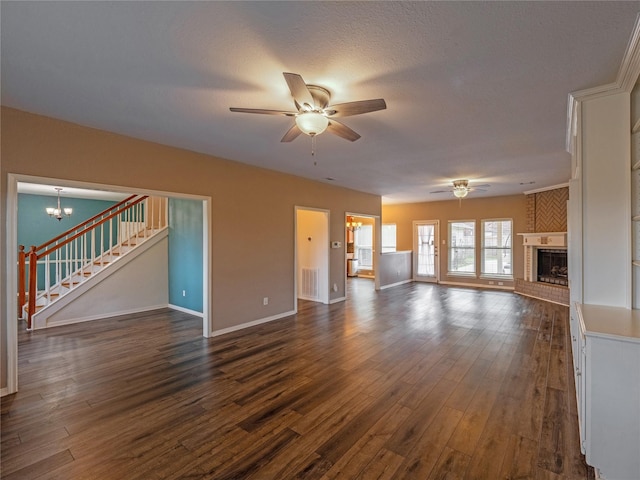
xmin=481 ymin=219 xmax=512 ymax=277
xmin=448 ymin=221 xmax=475 ymax=274
xmin=381 ymin=224 xmax=397 ymax=253
xmin=354 ymin=225 xmax=373 ymax=268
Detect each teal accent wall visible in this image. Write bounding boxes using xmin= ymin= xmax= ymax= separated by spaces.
xmin=18 ymin=194 xmax=118 ymax=289
xmin=168 ymin=198 xmax=203 ymax=313
xmin=18 ymin=193 xmax=118 ymax=248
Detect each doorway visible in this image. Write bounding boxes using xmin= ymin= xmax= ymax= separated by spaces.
xmin=5 ymin=173 xmax=212 ymax=395
xmin=295 ymin=207 xmax=329 ymax=304
xmin=413 ymin=220 xmax=439 ymax=283
xmin=345 ymin=213 xmax=380 ymax=298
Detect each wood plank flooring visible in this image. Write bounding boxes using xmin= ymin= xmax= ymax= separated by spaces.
xmin=1 ymin=279 xmax=594 ymax=479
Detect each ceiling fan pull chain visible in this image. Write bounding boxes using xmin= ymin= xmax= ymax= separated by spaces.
xmin=311 ymin=135 xmax=316 ymax=156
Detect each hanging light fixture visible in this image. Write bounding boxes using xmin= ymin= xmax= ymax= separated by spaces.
xmin=452 ymin=180 xmax=470 ymax=198
xmin=45 ymin=187 xmax=73 ymax=221
xmin=346 ymin=216 xmax=362 ymax=230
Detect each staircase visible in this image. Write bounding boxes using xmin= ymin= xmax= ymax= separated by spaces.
xmin=18 ymin=195 xmax=168 ymax=330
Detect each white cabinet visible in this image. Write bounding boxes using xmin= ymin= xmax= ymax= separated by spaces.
xmin=576 ymin=304 xmax=640 ymax=480
xmin=567 ymin=87 xmax=637 ymax=479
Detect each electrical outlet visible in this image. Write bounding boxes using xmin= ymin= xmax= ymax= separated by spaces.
xmin=488 ymin=281 xmax=494 ymax=285
xmin=333 ymin=283 xmax=338 ymax=292
xmin=182 ymin=290 xmax=186 ymax=297
xmin=263 ymin=297 xmax=269 ymax=305
xmin=498 ymin=282 xmax=504 ymax=286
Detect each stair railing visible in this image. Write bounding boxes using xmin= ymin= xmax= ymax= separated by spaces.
xmin=18 ymin=195 xmax=168 ymax=330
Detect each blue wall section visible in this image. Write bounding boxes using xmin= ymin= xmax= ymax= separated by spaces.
xmin=168 ymin=198 xmax=203 ymax=313
xmin=18 ymin=193 xmax=118 ymax=248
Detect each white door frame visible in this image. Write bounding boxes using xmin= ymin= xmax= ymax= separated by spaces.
xmin=413 ymin=220 xmax=440 ymax=283
xmin=294 ymin=206 xmax=330 ymax=306
xmin=4 ymin=173 xmax=212 ymax=395
xmin=345 ymin=212 xmax=381 ymax=295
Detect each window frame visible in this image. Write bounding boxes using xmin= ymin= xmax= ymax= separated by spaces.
xmin=448 ymin=220 xmax=476 ymax=276
xmin=480 ymin=218 xmax=513 ymax=279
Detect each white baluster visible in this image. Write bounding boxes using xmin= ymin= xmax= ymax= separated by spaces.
xmin=44 ymin=255 xmax=50 ymax=302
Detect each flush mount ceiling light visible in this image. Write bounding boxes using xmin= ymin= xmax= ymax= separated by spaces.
xmin=230 ymin=72 xmax=386 ymax=155
xmin=46 ymin=187 xmax=73 ymax=221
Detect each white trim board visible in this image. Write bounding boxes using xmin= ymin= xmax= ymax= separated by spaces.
xmin=169 ymin=304 xmax=204 ymax=318
xmin=210 ymin=310 xmax=296 ymax=338
xmin=379 ymin=279 xmax=413 ymax=290
xmin=439 ymin=280 xmax=515 ymax=291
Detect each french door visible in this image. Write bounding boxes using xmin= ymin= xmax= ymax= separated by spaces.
xmin=413 ymin=220 xmax=439 ymax=282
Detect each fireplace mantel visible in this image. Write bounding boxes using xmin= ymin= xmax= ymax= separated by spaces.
xmin=518 ymin=232 xmax=566 ymax=247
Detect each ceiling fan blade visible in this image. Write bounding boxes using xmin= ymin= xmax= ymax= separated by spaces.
xmin=230 ymin=107 xmax=296 ymax=116
xmin=470 ymin=188 xmax=488 ymax=192
xmin=327 ymin=119 xmax=361 ymax=142
xmin=472 ymin=184 xmax=491 ymax=188
xmin=280 ymin=124 xmax=302 ymax=142
xmin=430 ymin=190 xmax=450 ymax=194
xmin=283 ymin=72 xmax=315 ymax=110
xmin=325 ymin=99 xmax=387 ymax=117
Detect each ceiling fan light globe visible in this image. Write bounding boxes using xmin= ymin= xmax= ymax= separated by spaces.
xmin=295 ymin=112 xmax=329 ymax=136
xmin=453 ymin=187 xmax=468 ymax=198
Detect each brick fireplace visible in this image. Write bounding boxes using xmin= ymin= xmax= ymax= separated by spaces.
xmin=514 ymin=186 xmax=570 ymax=306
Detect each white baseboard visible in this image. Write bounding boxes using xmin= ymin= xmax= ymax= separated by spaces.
xmin=37 ymin=304 xmax=170 ymax=329
xmin=0 ymin=387 xmax=10 ymax=398
xmin=439 ymin=280 xmax=514 ymax=291
xmin=379 ymin=279 xmax=413 ymax=290
xmin=168 ymin=304 xmax=204 ymax=317
xmin=210 ymin=310 xmax=296 ymax=338
xmin=329 ymin=296 xmax=346 ymax=304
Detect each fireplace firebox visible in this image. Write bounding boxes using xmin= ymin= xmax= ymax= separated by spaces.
xmin=537 ymin=248 xmax=568 ymax=286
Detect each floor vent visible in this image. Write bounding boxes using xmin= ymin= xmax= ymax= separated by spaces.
xmin=301 ymin=268 xmax=319 ymax=299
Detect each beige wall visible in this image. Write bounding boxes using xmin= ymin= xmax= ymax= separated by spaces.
xmin=1 ymin=107 xmax=381 ymax=391
xmin=382 ymin=194 xmax=527 ymax=287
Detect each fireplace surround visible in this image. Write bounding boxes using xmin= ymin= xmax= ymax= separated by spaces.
xmin=516 ymin=232 xmax=569 ymax=305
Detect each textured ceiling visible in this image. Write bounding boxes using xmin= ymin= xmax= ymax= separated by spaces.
xmin=2 ymin=1 xmax=639 ymax=203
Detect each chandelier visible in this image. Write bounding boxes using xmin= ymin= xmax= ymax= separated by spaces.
xmin=346 ymin=216 xmax=362 ymax=230
xmin=46 ymin=187 xmax=73 ymax=221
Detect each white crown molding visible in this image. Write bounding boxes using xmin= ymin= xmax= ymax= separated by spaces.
xmin=523 ymin=183 xmax=569 ymax=195
xmin=618 ymin=12 xmax=640 ymax=92
xmin=566 ymin=13 xmax=640 ymax=153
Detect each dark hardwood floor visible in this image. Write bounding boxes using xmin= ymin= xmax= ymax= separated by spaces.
xmin=1 ymin=279 xmax=593 ymax=479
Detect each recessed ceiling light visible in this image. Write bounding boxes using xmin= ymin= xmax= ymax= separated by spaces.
xmin=520 ymin=181 xmax=536 ymax=185
xmin=325 ymin=177 xmax=335 ymax=181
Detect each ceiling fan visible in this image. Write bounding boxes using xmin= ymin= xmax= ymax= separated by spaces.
xmin=229 ymin=72 xmax=386 ymax=153
xmin=430 ymin=179 xmax=490 ymax=199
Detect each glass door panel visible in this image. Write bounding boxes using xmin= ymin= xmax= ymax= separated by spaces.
xmin=414 ymin=221 xmax=438 ymax=282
